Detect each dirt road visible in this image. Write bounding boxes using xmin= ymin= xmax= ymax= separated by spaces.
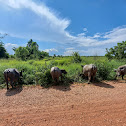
xmin=1 ymin=81 xmax=126 ymax=126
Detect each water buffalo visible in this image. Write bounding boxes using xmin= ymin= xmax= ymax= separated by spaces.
xmin=81 ymin=64 xmax=97 ymax=83
xmin=114 ymin=65 xmax=126 ymax=80
xmin=50 ymin=67 xmax=67 ymax=82
xmin=4 ymin=68 xmax=23 ymax=90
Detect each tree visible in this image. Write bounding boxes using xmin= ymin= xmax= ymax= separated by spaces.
xmin=26 ymin=40 xmax=39 ymax=59
xmin=72 ymin=52 xmax=82 ymax=63
xmin=105 ymin=41 xmax=126 ymax=60
xmin=15 ymin=47 xmax=29 ymax=60
xmin=0 ymin=42 xmax=9 ymax=58
xmin=37 ymin=51 xmax=49 ymax=59
xmin=0 ymin=33 xmax=9 ymax=58
xmin=27 ymin=39 xmax=33 ymax=48
xmin=13 ymin=39 xmax=49 ymax=60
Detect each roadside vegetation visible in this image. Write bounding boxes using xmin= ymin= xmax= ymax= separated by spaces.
xmin=0 ymin=56 xmax=125 ymax=88
xmin=1 ymin=37 xmax=126 ymax=88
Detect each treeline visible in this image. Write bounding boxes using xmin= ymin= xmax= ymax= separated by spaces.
xmin=1 ymin=35 xmax=126 ymax=60
xmin=0 ymin=39 xmax=49 ymax=60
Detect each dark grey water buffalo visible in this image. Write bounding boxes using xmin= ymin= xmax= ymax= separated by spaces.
xmin=50 ymin=67 xmax=67 ymax=82
xmin=114 ymin=65 xmax=126 ymax=80
xmin=4 ymin=68 xmax=23 ymax=90
xmin=81 ymin=64 xmax=97 ymax=83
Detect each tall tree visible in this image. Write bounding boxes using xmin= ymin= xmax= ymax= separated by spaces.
xmin=105 ymin=41 xmax=126 ymax=60
xmin=0 ymin=42 xmax=9 ymax=58
xmin=0 ymin=33 xmax=9 ymax=58
xmin=27 ymin=39 xmax=33 ymax=48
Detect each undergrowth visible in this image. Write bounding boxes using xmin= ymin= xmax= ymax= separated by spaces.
xmin=0 ymin=56 xmax=125 ymax=88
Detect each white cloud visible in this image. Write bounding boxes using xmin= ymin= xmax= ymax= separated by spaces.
xmin=83 ymin=28 xmax=87 ymax=32
xmin=92 ymin=33 xmax=101 ymax=38
xmin=71 ymin=25 xmax=126 ymax=47
xmin=79 ymin=48 xmax=105 ymax=56
xmin=5 ymin=43 xmax=18 ymax=54
xmin=63 ymin=50 xmax=74 ymax=56
xmin=64 ymin=47 xmax=105 ymax=56
xmin=77 ymin=33 xmax=86 ymax=37
xmin=44 ymin=48 xmax=58 ymax=53
xmin=0 ymin=0 xmax=70 ymax=42
xmin=1 ymin=0 xmax=126 ymax=56
xmin=65 ymin=47 xmax=74 ymax=50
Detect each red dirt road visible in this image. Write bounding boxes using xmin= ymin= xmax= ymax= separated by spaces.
xmin=1 ymin=81 xmax=126 ymax=126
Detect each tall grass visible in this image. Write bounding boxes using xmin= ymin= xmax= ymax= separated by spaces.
xmin=0 ymin=56 xmax=126 ymax=88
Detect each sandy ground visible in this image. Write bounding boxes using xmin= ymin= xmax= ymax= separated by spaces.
xmin=1 ymin=81 xmax=126 ymax=126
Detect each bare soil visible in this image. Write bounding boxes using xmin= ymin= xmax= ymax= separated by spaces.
xmin=1 ymin=80 xmax=126 ymax=126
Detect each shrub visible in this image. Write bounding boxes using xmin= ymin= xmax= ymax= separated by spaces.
xmin=96 ymin=62 xmax=115 ymax=80
xmin=23 ymin=74 xmax=35 ymax=84
xmin=0 ymin=69 xmax=5 ymax=85
xmin=72 ymin=52 xmax=82 ymax=63
xmin=35 ymin=69 xmax=52 ymax=88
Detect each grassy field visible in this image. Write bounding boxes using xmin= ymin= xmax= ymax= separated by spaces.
xmin=0 ymin=56 xmax=126 ymax=88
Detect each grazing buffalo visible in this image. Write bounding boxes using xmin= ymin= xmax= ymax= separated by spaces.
xmin=114 ymin=65 xmax=126 ymax=80
xmin=50 ymin=67 xmax=67 ymax=82
xmin=4 ymin=68 xmax=23 ymax=90
xmin=81 ymin=64 xmax=97 ymax=83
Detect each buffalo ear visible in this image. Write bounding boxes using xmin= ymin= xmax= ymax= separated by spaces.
xmin=81 ymin=65 xmax=84 ymax=68
xmin=120 ymin=68 xmax=125 ymax=72
xmin=114 ymin=69 xmax=117 ymax=72
xmin=61 ymin=69 xmax=67 ymax=74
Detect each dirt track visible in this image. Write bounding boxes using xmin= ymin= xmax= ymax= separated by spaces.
xmin=1 ymin=81 xmax=126 ymax=126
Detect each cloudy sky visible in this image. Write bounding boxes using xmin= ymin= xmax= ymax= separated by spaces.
xmin=0 ymin=0 xmax=126 ymax=56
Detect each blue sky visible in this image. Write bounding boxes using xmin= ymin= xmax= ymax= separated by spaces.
xmin=0 ymin=0 xmax=126 ymax=56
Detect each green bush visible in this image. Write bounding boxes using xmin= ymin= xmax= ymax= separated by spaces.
xmin=23 ymin=74 xmax=35 ymax=84
xmin=1 ymin=57 xmax=125 ymax=89
xmin=35 ymin=69 xmax=52 ymax=88
xmin=0 ymin=69 xmax=5 ymax=85
xmin=96 ymin=62 xmax=115 ymax=80
xmin=72 ymin=52 xmax=82 ymax=63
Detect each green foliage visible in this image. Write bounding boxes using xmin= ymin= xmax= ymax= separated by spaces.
xmin=35 ymin=70 xmax=52 ymax=88
xmin=0 ymin=69 xmax=5 ymax=85
xmin=15 ymin=46 xmax=29 ymax=60
xmin=13 ymin=39 xmax=49 ymax=60
xmin=105 ymin=41 xmax=126 ymax=60
xmin=0 ymin=56 xmax=126 ymax=89
xmin=0 ymin=42 xmax=9 ymax=58
xmin=96 ymin=62 xmax=115 ymax=80
xmin=72 ymin=52 xmax=82 ymax=63
xmin=23 ymin=74 xmax=35 ymax=84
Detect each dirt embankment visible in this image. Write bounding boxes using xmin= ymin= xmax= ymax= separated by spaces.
xmin=1 ymin=81 xmax=126 ymax=126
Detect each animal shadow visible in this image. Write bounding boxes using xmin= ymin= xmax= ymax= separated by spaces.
xmin=5 ymin=85 xmax=23 ymax=96
xmin=92 ymin=82 xmax=114 ymax=88
xmin=51 ymin=80 xmax=73 ymax=91
xmin=52 ymin=85 xmax=71 ymax=91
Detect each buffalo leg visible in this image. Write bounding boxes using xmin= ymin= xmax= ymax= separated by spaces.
xmin=10 ymin=80 xmax=14 ymax=89
xmin=115 ymin=75 xmax=117 ymax=80
xmin=52 ymin=76 xmax=56 ymax=83
xmin=56 ymin=77 xmax=59 ymax=82
xmin=93 ymin=73 xmax=96 ymax=81
xmin=122 ymin=75 xmax=124 ymax=80
xmin=88 ymin=72 xmax=91 ymax=84
xmin=4 ymin=75 xmax=9 ymax=90
xmin=61 ymin=75 xmax=63 ymax=82
xmin=6 ymin=80 xmax=9 ymax=90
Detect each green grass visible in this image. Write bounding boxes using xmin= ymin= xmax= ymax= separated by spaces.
xmin=0 ymin=56 xmax=126 ymax=88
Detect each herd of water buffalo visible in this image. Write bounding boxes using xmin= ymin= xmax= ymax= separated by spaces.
xmin=3 ymin=64 xmax=126 ymax=90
